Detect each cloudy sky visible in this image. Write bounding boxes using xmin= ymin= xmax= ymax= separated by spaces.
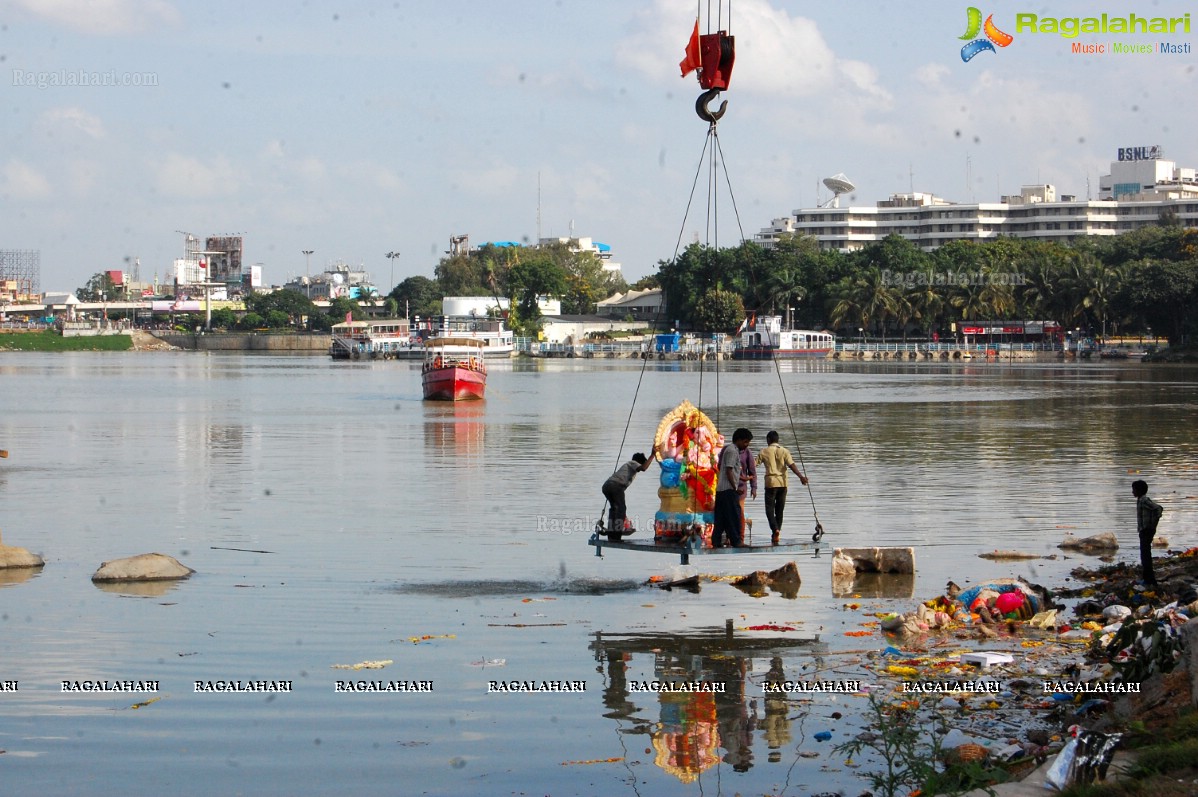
xmin=2 ymin=0 xmax=1194 ymax=292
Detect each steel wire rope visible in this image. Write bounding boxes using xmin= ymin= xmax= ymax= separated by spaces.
xmin=768 ymin=355 xmax=825 ymax=541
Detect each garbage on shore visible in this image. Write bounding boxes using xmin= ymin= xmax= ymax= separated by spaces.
xmin=833 ymin=548 xmax=1198 ymax=792
xmin=1058 ymin=532 xmax=1119 ymax=553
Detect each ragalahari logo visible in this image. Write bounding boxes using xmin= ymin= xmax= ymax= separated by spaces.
xmin=959 ymin=7 xmax=1014 ymax=61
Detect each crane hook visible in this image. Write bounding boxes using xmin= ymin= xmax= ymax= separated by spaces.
xmin=695 ymin=88 xmax=727 ymax=124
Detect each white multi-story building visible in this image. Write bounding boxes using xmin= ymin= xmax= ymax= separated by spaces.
xmin=1099 ymin=147 xmax=1198 ymax=201
xmin=537 ymin=236 xmax=622 ymax=274
xmin=757 ymin=150 xmax=1198 ymax=253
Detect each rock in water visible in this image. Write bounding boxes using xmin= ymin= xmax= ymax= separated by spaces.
xmin=732 ymin=570 xmax=771 ymax=589
xmin=977 ymin=550 xmax=1040 ymax=561
xmin=0 ymin=544 xmax=44 ymax=569
xmin=767 ymin=562 xmax=801 ymax=585
xmin=1058 ymin=532 xmax=1119 ymax=552
xmin=92 ymin=553 xmax=195 ymax=582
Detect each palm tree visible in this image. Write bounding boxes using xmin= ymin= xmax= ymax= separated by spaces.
xmin=950 ymin=278 xmax=989 ymax=323
xmin=828 ymin=278 xmax=867 ymax=334
xmin=763 ymin=262 xmax=807 ymax=319
xmin=1074 ymin=254 xmax=1124 ymax=341
xmin=858 ymin=266 xmax=900 ymax=342
xmin=828 ymin=266 xmax=900 ymax=341
xmin=907 ymin=281 xmax=945 ymax=338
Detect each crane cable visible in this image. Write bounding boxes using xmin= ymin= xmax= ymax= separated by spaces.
xmin=769 ymin=356 xmax=825 ymax=541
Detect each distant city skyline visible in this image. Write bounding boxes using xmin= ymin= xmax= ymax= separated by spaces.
xmin=2 ymin=0 xmax=1194 ymax=292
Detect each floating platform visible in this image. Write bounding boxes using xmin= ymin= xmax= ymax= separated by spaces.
xmin=588 ymin=532 xmax=827 ymax=565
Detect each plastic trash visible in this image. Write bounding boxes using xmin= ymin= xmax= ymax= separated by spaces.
xmin=1102 ymin=605 xmax=1132 ymax=623
xmin=1044 ymin=730 xmax=1121 ymax=789
xmin=941 ymin=728 xmax=984 ymax=750
xmin=959 ymin=651 xmax=1015 ymax=669
xmin=813 ymin=731 xmax=832 ymax=742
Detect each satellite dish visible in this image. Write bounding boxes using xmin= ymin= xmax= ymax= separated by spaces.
xmin=820 ymin=173 xmax=856 ymax=207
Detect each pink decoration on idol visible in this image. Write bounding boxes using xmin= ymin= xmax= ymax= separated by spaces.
xmin=994 ymin=591 xmax=1024 ymax=615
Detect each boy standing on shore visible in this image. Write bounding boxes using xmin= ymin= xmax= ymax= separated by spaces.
xmin=1132 ymin=479 xmax=1164 ymax=586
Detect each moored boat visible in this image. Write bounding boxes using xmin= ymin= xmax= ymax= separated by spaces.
xmin=330 ymin=313 xmax=514 ymax=360
xmin=730 ymin=315 xmax=834 ymax=360
xmin=329 ymin=320 xmax=413 ymax=360
xmin=422 ymin=337 xmax=487 ymax=401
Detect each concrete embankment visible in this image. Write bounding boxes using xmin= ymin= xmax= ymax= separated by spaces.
xmin=531 ymin=348 xmax=1065 ymax=362
xmin=151 ymin=332 xmax=330 ymax=354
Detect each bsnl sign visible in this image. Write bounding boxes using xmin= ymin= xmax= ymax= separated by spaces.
xmin=1118 ymin=145 xmax=1162 ymax=161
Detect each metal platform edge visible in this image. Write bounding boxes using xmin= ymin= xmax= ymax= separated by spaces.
xmin=588 ymin=533 xmax=826 ymax=565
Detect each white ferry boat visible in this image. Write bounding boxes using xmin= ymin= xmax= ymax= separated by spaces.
xmin=730 ymin=315 xmax=834 ymax=360
xmin=329 ymin=319 xmax=415 ymax=360
xmin=330 ymin=311 xmax=514 ymax=360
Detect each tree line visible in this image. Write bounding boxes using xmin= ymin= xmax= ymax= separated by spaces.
xmin=389 ymin=241 xmax=627 ymax=336
xmin=74 ymin=225 xmax=1196 ymax=344
xmin=655 ymin=225 xmax=1198 ymax=344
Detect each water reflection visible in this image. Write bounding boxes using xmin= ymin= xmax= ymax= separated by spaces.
xmin=590 ymin=627 xmax=827 ymax=780
xmin=832 ymin=571 xmax=917 ymax=598
xmin=91 ymin=579 xmax=187 ymax=598
xmin=0 ymin=564 xmax=43 ymax=588
xmin=422 ymin=402 xmax=485 ymax=458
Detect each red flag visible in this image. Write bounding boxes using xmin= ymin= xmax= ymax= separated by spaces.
xmin=679 ymin=19 xmax=701 ymax=77
xmin=198 ymin=260 xmax=206 ymax=269
xmin=345 ymin=311 xmax=352 ymax=324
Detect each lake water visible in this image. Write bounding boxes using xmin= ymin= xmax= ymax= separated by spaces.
xmin=1 ymin=353 xmax=1195 ymax=795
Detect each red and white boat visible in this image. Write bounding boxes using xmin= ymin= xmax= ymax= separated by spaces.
xmin=421 ymin=337 xmax=487 ymax=401
xmin=731 ymin=315 xmax=835 ymax=360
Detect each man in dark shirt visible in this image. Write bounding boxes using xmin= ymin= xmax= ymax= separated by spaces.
xmin=712 ymin=428 xmax=753 ymax=548
xmin=1132 ymin=479 xmax=1164 ymax=586
xmin=602 ymin=453 xmax=650 ymax=539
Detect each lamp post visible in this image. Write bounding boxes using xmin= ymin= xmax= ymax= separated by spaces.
xmin=302 ymin=249 xmax=314 ymax=300
xmin=858 ymin=327 xmax=864 ymax=349
xmin=385 ymin=251 xmax=400 ymax=297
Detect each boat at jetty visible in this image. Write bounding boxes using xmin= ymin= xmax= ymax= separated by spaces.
xmin=329 ymin=320 xmax=411 ymax=360
xmin=730 ymin=315 xmax=834 ymax=360
xmin=421 ymin=337 xmax=487 ymax=401
xmin=329 ymin=315 xmax=514 ymax=360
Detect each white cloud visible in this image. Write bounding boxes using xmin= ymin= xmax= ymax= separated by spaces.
xmin=37 ymin=106 xmax=106 ymax=138
xmin=10 ymin=0 xmax=181 ymax=35
xmin=915 ymin=63 xmax=951 ymax=88
xmin=152 ymin=152 xmax=239 ymax=198
xmin=65 ymin=157 xmax=101 ymax=196
xmin=453 ymin=161 xmax=520 ymax=199
xmin=296 ymin=157 xmax=326 ymax=182
xmin=338 ymin=161 xmax=402 ymax=193
xmin=262 ymin=139 xmax=286 ymax=160
xmin=1 ymin=160 xmax=53 ymax=199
